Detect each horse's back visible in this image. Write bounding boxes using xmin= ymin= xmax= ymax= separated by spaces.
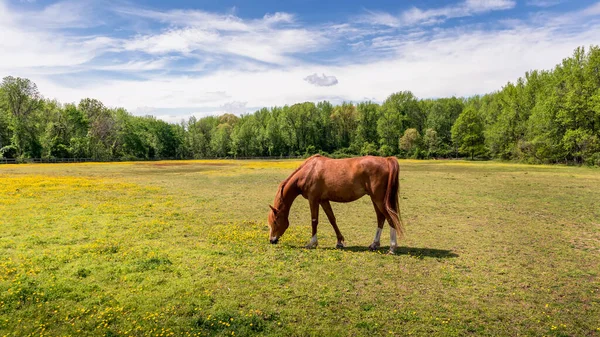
xmin=300 ymin=155 xmax=391 ymax=202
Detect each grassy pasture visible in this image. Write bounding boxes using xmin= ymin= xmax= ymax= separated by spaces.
xmin=0 ymin=159 xmax=599 ymax=337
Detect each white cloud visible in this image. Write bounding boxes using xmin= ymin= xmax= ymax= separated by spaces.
xmin=124 ymin=27 xmax=321 ymax=65
xmin=94 ymin=59 xmax=172 ymax=72
xmin=118 ymin=7 xmax=325 ymax=65
xmin=11 ymin=0 xmax=102 ymax=29
xmin=262 ymin=12 xmax=295 ymax=25
xmin=221 ymin=101 xmax=248 ymax=114
xmin=361 ymin=0 xmax=516 ymax=27
xmin=115 ymin=7 xmax=250 ymax=31
xmin=0 ymin=27 xmax=114 ymax=71
xmin=0 ymin=0 xmax=118 ymax=75
xmin=526 ymin=0 xmax=563 ymax=8
xmin=361 ymin=11 xmax=402 ymax=28
xmin=582 ymin=2 xmax=600 ymax=16
xmin=463 ymin=0 xmax=515 ymax=12
xmin=304 ymin=73 xmax=339 ymax=86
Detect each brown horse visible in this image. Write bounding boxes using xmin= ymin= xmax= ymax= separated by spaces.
xmin=267 ymin=154 xmax=404 ymax=254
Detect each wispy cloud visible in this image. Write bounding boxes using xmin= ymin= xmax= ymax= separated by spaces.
xmin=93 ymin=59 xmax=173 ymax=72
xmin=361 ymin=0 xmax=516 ymax=27
xmin=118 ymin=7 xmax=326 ymax=65
xmin=123 ymin=26 xmax=324 ymax=65
xmin=0 ymin=0 xmax=120 ymax=75
xmin=12 ymin=0 xmax=104 ymax=29
xmin=526 ymin=0 xmax=563 ymax=8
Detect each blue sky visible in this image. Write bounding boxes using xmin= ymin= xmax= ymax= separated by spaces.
xmin=1 ymin=0 xmax=599 ymax=122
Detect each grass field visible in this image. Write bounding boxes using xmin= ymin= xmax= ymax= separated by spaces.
xmin=0 ymin=159 xmax=599 ymax=337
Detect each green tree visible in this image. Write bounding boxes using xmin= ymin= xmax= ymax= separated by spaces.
xmin=423 ymin=128 xmax=441 ymax=158
xmin=354 ymin=101 xmax=380 ymax=150
xmin=78 ymin=98 xmax=118 ymax=159
xmin=115 ymin=111 xmax=149 ymax=159
xmin=360 ymin=142 xmax=378 ymax=156
xmin=399 ymin=128 xmax=421 ymax=158
xmin=211 ymin=123 xmax=233 ymax=157
xmin=1 ymin=76 xmax=43 ymax=157
xmin=424 ymin=97 xmax=464 ymax=155
xmin=316 ymin=101 xmax=335 ymax=153
xmin=0 ymin=87 xmax=14 ymax=157
xmin=40 ymin=99 xmax=71 ymax=158
xmin=232 ymin=114 xmax=260 ymax=157
xmin=378 ymin=91 xmax=421 ymax=154
xmin=266 ymin=109 xmax=287 ymax=156
xmin=195 ymin=116 xmax=220 ymax=157
xmin=331 ymin=102 xmax=358 ymax=150
xmin=451 ymin=107 xmax=486 ymax=160
xmin=142 ymin=116 xmax=181 ymax=158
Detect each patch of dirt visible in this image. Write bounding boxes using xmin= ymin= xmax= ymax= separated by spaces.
xmin=152 ymin=162 xmax=193 ymax=167
xmin=196 ymin=163 xmax=233 ymax=166
xmin=570 ymin=232 xmax=600 ymax=253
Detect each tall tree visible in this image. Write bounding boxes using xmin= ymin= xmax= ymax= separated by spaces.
xmin=211 ymin=123 xmax=233 ymax=157
xmin=425 ymin=97 xmax=464 ymax=147
xmin=1 ymin=76 xmax=43 ymax=157
xmin=354 ymin=101 xmax=380 ymax=150
xmin=423 ymin=128 xmax=441 ymax=158
xmin=399 ymin=128 xmax=422 ymax=158
xmin=451 ymin=107 xmax=486 ymax=160
xmin=378 ymin=91 xmax=421 ymax=154
xmin=331 ymin=102 xmax=358 ymax=150
xmin=0 ymin=87 xmax=13 ymax=157
xmin=232 ymin=114 xmax=260 ymax=157
xmin=78 ymin=98 xmax=118 ymax=159
xmin=316 ymin=101 xmax=335 ymax=153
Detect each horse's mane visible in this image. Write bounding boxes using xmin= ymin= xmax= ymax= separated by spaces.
xmin=277 ymin=155 xmax=320 ymax=206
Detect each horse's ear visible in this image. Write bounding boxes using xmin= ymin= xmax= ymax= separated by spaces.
xmin=269 ymin=205 xmax=278 ymax=214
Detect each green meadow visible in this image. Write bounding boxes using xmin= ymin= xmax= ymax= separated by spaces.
xmin=0 ymin=159 xmax=598 ymax=337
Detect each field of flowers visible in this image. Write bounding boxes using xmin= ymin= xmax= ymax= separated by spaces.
xmin=0 ymin=159 xmax=599 ymax=336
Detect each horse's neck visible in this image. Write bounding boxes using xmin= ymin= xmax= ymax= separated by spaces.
xmin=277 ymin=178 xmax=300 ymax=214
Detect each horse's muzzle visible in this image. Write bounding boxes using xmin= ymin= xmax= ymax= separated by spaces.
xmin=270 ymin=237 xmax=279 ymax=244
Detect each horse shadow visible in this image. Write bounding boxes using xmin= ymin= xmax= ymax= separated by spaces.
xmin=323 ymin=245 xmax=459 ymax=258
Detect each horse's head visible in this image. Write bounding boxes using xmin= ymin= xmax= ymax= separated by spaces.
xmin=268 ymin=205 xmax=289 ymax=244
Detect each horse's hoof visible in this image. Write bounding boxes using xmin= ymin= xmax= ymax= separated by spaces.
xmin=388 ymin=249 xmax=397 ymax=255
xmin=336 ymin=242 xmax=345 ymax=249
xmin=368 ymin=242 xmax=380 ymax=251
xmin=305 ymin=243 xmax=318 ymax=249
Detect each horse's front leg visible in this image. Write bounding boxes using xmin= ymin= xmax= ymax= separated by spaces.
xmin=305 ymin=200 xmax=319 ymax=249
xmin=320 ymin=201 xmax=345 ymax=248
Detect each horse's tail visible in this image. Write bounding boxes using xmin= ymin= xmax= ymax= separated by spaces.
xmin=385 ymin=157 xmax=404 ymax=239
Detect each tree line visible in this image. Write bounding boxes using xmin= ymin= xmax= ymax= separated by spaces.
xmin=1 ymin=46 xmax=599 ymax=165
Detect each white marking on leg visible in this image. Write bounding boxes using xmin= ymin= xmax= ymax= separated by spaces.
xmin=390 ymin=227 xmax=397 ymax=248
xmin=374 ymin=227 xmax=382 ymax=243
xmin=306 ymin=234 xmax=318 ymax=248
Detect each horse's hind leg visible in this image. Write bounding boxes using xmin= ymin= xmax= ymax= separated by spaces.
xmin=371 ymin=199 xmax=398 ymax=254
xmin=369 ymin=200 xmax=386 ymax=251
xmin=320 ymin=201 xmax=345 ymax=248
xmin=386 ymin=208 xmax=401 ymax=254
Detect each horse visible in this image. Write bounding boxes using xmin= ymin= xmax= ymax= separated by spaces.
xmin=267 ymin=154 xmax=404 ymax=254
